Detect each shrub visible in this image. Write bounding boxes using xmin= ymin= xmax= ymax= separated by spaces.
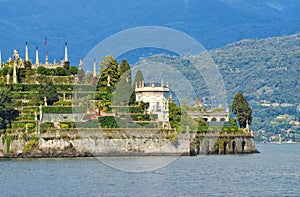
xmin=23 ymin=140 xmax=38 ymax=153
xmin=40 ymin=122 xmax=54 ymax=133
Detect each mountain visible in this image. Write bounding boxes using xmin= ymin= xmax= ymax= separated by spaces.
xmin=134 ymin=33 xmax=300 ymax=137
xmin=1 ymin=0 xmax=300 ymax=65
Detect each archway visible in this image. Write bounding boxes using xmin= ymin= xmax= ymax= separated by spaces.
xmin=220 ymin=118 xmax=226 ymax=122
xmin=242 ymin=141 xmax=246 ymax=153
xmin=232 ymin=141 xmax=236 ymax=154
xmin=223 ymin=141 xmax=227 ymax=154
xmin=211 ymin=117 xmax=217 ymax=122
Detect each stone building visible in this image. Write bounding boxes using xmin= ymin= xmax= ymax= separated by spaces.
xmin=135 ymin=80 xmax=170 ymax=126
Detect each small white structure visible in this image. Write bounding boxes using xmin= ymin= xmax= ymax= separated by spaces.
xmin=135 ymin=80 xmax=169 ymax=126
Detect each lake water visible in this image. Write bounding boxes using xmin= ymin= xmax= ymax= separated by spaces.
xmin=0 ymin=144 xmax=299 ymax=196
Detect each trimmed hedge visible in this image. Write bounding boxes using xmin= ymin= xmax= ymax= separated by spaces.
xmin=111 ymin=106 xmax=144 ymax=114
xmin=98 ymin=116 xmax=159 ymax=128
xmin=40 ymin=122 xmax=54 ymax=133
xmin=16 ymin=114 xmax=38 ymax=121
xmin=59 ymin=120 xmax=99 ymax=128
xmin=21 ymin=107 xmax=40 ymax=113
xmin=11 ymin=121 xmax=36 ymax=129
xmin=98 ymin=116 xmax=119 ymax=128
xmin=42 ymin=106 xmax=86 ymax=113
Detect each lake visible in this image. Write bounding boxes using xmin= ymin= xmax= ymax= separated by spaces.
xmin=0 ymin=143 xmax=299 ymax=196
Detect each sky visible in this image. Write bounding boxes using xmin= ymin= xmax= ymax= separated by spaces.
xmin=0 ymin=0 xmax=299 ymax=68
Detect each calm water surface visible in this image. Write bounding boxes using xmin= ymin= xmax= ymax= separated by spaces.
xmin=0 ymin=144 xmax=299 ymax=196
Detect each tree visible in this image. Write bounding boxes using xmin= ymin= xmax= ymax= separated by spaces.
xmin=119 ymin=59 xmax=131 ymax=83
xmin=17 ymin=67 xmax=26 ymax=83
xmin=63 ymin=61 xmax=70 ymax=70
xmin=24 ymin=61 xmax=32 ymax=70
xmin=55 ymin=67 xmax=68 ymax=76
xmin=113 ymin=59 xmax=134 ymax=105
xmin=169 ymin=101 xmax=181 ymax=129
xmin=133 ymin=70 xmax=144 ymax=87
xmin=69 ymin=66 xmax=78 ymax=76
xmin=0 ymin=86 xmax=18 ymax=132
xmin=40 ymin=80 xmax=59 ymax=105
xmin=231 ymin=93 xmax=252 ymax=128
xmin=112 ymin=76 xmax=134 ymax=105
xmin=98 ymin=56 xmax=119 ymax=88
xmin=37 ymin=66 xmax=48 ymax=75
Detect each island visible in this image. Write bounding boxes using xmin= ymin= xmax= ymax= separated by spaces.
xmin=0 ymin=42 xmax=259 ymax=158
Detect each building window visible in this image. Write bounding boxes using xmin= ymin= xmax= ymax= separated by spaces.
xmin=156 ymin=102 xmax=161 ymax=111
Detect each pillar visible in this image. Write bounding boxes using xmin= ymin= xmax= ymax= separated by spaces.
xmin=64 ymin=42 xmax=68 ymax=62
xmin=13 ymin=61 xmax=17 ymax=84
xmin=45 ymin=52 xmax=49 ymax=65
xmin=35 ymin=46 xmax=39 ymax=65
xmin=25 ymin=42 xmax=29 ymax=62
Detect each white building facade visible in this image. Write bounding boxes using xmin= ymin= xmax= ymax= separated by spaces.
xmin=135 ymin=81 xmax=169 ymax=126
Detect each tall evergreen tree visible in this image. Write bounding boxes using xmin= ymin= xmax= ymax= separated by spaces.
xmin=133 ymin=70 xmax=144 ymax=87
xmin=119 ymin=59 xmax=131 ymax=83
xmin=113 ymin=59 xmax=133 ymax=105
xmin=231 ymin=93 xmax=252 ymax=128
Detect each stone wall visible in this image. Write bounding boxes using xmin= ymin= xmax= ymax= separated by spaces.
xmin=190 ymin=133 xmax=258 ymax=155
xmin=0 ymin=130 xmax=258 ymax=158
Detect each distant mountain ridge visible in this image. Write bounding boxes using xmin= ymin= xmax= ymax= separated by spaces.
xmin=1 ymin=0 xmax=300 ymax=65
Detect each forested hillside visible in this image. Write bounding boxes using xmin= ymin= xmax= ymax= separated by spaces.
xmin=137 ymin=33 xmax=300 ymax=141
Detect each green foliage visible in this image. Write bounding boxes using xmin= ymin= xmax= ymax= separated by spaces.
xmin=69 ymin=66 xmax=78 ymax=76
xmin=0 ymin=86 xmax=18 ymax=131
xmin=0 ymin=65 xmax=12 ymax=76
xmin=113 ymin=60 xmax=134 ymax=105
xmin=133 ymin=70 xmax=144 ymax=86
xmin=63 ymin=61 xmax=70 ymax=70
xmin=55 ymin=67 xmax=68 ymax=76
xmin=37 ymin=66 xmax=48 ymax=75
xmin=111 ymin=106 xmax=144 ymax=114
xmin=42 ymin=106 xmax=86 ymax=113
xmin=130 ymin=114 xmax=157 ymax=121
xmin=23 ymin=139 xmax=38 ymax=153
xmin=40 ymin=122 xmax=54 ymax=133
xmin=169 ymin=101 xmax=181 ymax=129
xmin=232 ymin=93 xmax=252 ymax=128
xmin=119 ymin=59 xmax=131 ymax=83
xmin=2 ymin=134 xmax=18 ymax=153
xmin=98 ymin=116 xmax=119 ymax=128
xmin=98 ymin=56 xmax=119 ymax=88
xmin=112 ymin=75 xmax=134 ymax=105
xmin=40 ymin=80 xmax=59 ymax=105
xmin=17 ymin=67 xmax=26 ymax=83
xmin=24 ymin=61 xmax=32 ymax=70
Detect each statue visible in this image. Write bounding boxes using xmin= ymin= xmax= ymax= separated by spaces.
xmin=44 ymin=96 xmax=47 ymax=106
xmin=79 ymin=59 xmax=83 ymax=69
xmin=107 ymin=75 xmax=111 ymax=86
xmin=13 ymin=50 xmax=19 ymax=60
